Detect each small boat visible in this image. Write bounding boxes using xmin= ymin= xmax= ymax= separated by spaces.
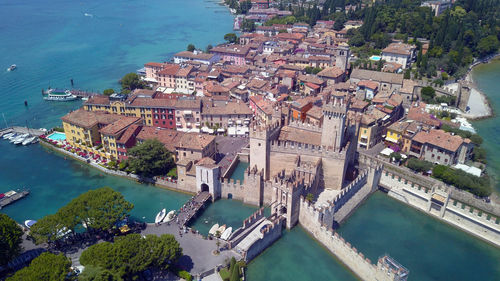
xmin=221 ymin=227 xmax=232 ymax=240
xmin=7 ymin=133 xmax=18 ymax=140
xmin=11 ymin=133 xmax=28 ymax=144
xmin=31 ymin=137 xmax=39 ymax=144
xmin=22 ymin=136 xmax=36 ymax=145
xmin=56 ymin=227 xmax=71 ymax=238
xmin=155 ymin=208 xmax=166 ymax=224
xmin=42 ymin=89 xmax=78 ymax=101
xmin=7 ymin=64 xmax=16 ymax=71
xmin=217 ymin=224 xmax=226 ymax=235
xmin=2 ymin=133 xmax=14 ymax=139
xmin=24 ymin=220 xmax=37 ymax=228
xmin=162 ymin=210 xmax=175 ymax=223
xmin=208 ymin=223 xmax=219 ymax=235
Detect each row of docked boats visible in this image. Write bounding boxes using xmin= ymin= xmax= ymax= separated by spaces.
xmin=155 ymin=208 xmax=176 ymax=224
xmin=208 ymin=223 xmax=232 ymax=240
xmin=2 ymin=132 xmax=38 ymax=145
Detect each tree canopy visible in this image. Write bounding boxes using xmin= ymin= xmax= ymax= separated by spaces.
xmin=80 ymin=234 xmax=182 ymax=280
xmin=6 ymin=252 xmax=71 ymax=281
xmin=0 ymin=214 xmax=23 ymax=266
xmin=30 ymin=187 xmax=133 ymax=244
xmin=127 ymin=139 xmax=175 ymax=178
xmin=103 ymin=89 xmax=115 ymax=96
xmin=120 ymin=73 xmax=146 ymax=94
xmin=187 ymin=44 xmax=195 ymax=52
xmin=224 ymin=33 xmax=238 ymax=44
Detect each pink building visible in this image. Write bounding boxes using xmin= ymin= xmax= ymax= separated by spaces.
xmin=157 ymin=64 xmax=180 ymax=88
xmin=210 ymin=45 xmax=250 ymax=66
xmin=144 ymin=62 xmax=165 ymax=80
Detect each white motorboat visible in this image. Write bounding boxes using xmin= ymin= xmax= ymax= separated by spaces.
xmin=7 ymin=133 xmax=18 ymax=140
xmin=7 ymin=64 xmax=16 ymax=71
xmin=11 ymin=133 xmax=28 ymax=144
xmin=2 ymin=133 xmax=14 ymax=139
xmin=31 ymin=137 xmax=39 ymax=144
xmin=24 ymin=220 xmax=37 ymax=228
xmin=22 ymin=136 xmax=36 ymax=145
xmin=162 ymin=210 xmax=175 ymax=223
xmin=208 ymin=223 xmax=219 ymax=235
xmin=155 ymin=208 xmax=166 ymax=224
xmin=217 ymin=224 xmax=226 ymax=236
xmin=221 ymin=227 xmax=232 ymax=240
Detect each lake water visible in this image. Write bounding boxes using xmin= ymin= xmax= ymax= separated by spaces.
xmin=1 ymin=0 xmax=500 ymax=280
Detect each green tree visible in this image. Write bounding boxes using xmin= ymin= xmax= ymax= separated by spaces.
xmin=0 ymin=214 xmax=23 ymax=266
xmin=187 ymin=44 xmax=196 ymax=52
xmin=80 ymin=234 xmax=182 ymax=279
xmin=230 ymin=263 xmax=240 ymax=281
xmin=127 ymin=139 xmax=174 ymax=177
xmin=103 ymin=89 xmax=115 ymax=96
xmin=240 ymin=19 xmax=255 ymax=32
xmin=120 ymin=73 xmax=145 ymax=94
xmin=79 ymin=265 xmax=123 ymax=281
xmin=7 ymin=252 xmax=71 ymax=281
xmin=404 ymin=69 xmax=411 ymax=79
xmin=305 ymin=193 xmax=314 ymax=202
xmin=477 ymin=35 xmax=500 ymax=57
xmin=406 ymin=158 xmax=433 ymax=173
xmin=206 ymin=44 xmax=213 ymax=52
xmin=224 ymin=33 xmax=238 ymax=44
xmin=420 ymin=86 xmax=436 ymax=103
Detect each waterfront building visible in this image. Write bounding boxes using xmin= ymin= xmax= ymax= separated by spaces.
xmin=409 ymin=129 xmax=472 ymax=165
xmin=381 ymin=42 xmax=417 ymax=69
xmin=173 ymin=51 xmax=218 ymax=65
xmin=210 ymin=45 xmax=251 ymax=66
xmin=100 ymin=116 xmax=143 ymax=160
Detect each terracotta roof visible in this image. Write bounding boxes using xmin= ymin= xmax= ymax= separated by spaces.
xmin=176 ymin=66 xmax=193 ymax=77
xmin=61 ymin=109 xmax=122 ymax=129
xmin=100 ymin=116 xmax=142 ymax=136
xmin=211 ymin=45 xmax=251 ymax=56
xmin=278 ymin=126 xmax=321 ymax=146
xmin=357 ymin=80 xmax=379 ymax=90
xmin=85 ymin=95 xmax=110 ymax=106
xmin=136 ymin=127 xmax=184 ymax=152
xmin=350 ymin=69 xmax=403 ymax=85
xmin=144 ymin=62 xmax=164 ymax=68
xmin=117 ymin=124 xmax=141 ymax=144
xmin=305 ymin=82 xmax=320 ymax=90
xmin=176 ymin=133 xmax=215 ymax=151
xmin=175 ymin=98 xmax=201 ymax=109
xmin=157 ymin=64 xmax=180 ymax=76
xmin=202 ymin=100 xmax=252 ymax=115
xmin=387 ymin=121 xmax=410 ymax=134
xmin=317 ymin=67 xmax=344 ymax=79
xmin=307 ymin=105 xmax=323 ymax=119
xmin=129 ymin=97 xmax=176 ymax=108
xmin=174 ymin=51 xmax=215 ymax=61
xmin=205 ymin=82 xmax=230 ymax=94
xmin=196 ymin=157 xmax=217 ymax=168
xmin=412 ymin=129 xmax=464 ymax=152
xmin=382 ymin=43 xmax=415 ymax=56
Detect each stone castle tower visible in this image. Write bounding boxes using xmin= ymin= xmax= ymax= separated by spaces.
xmin=334 ymin=46 xmax=350 ymax=73
xmin=249 ymin=123 xmax=280 ymax=181
xmin=320 ymin=95 xmax=348 ymax=151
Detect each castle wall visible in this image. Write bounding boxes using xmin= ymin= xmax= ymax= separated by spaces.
xmin=299 ymin=198 xmax=404 ymax=281
xmin=380 ymin=171 xmax=500 ymax=247
xmin=244 ymin=217 xmax=284 ymax=262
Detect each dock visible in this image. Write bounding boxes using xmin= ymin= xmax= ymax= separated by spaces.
xmin=0 ymin=126 xmax=47 ymax=137
xmin=69 ymin=89 xmax=102 ymax=99
xmin=176 ymin=191 xmax=212 ymax=226
xmin=0 ymin=190 xmax=29 ymax=209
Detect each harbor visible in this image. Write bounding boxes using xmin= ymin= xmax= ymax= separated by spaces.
xmin=0 ymin=127 xmax=46 ymax=146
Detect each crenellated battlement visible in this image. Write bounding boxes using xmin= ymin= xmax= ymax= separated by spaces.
xmin=242 ymin=207 xmax=265 ymax=228
xmin=269 ymin=140 xmax=348 ymax=159
xmin=288 ymin=120 xmax=322 ymax=133
xmin=250 ymin=121 xmax=281 ymax=140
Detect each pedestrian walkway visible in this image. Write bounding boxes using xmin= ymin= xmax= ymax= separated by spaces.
xmin=176 ymin=191 xmax=211 ymax=226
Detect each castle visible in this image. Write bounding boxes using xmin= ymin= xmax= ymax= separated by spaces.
xmin=186 ymin=93 xmax=358 ymax=229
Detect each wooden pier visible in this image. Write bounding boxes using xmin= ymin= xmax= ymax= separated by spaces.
xmin=177 ymin=191 xmax=212 ymax=226
xmin=0 ymin=190 xmax=29 ymax=209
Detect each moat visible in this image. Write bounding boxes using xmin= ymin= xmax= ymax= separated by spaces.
xmin=1 ymin=0 xmax=500 ymax=280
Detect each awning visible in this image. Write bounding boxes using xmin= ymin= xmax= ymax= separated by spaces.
xmin=380 ymin=147 xmax=394 ymax=156
xmin=385 ymin=136 xmax=399 ymax=143
xmin=217 ymin=128 xmax=225 ymax=132
xmin=183 ymin=110 xmax=192 ymax=115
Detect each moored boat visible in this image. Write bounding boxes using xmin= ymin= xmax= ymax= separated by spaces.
xmin=11 ymin=133 xmax=28 ymax=144
xmin=162 ymin=210 xmax=175 ymax=223
xmin=221 ymin=227 xmax=232 ymax=240
xmin=24 ymin=220 xmax=37 ymax=228
xmin=155 ymin=208 xmax=166 ymax=224
xmin=217 ymin=224 xmax=226 ymax=235
xmin=22 ymin=136 xmax=36 ymax=145
xmin=7 ymin=64 xmax=16 ymax=71
xmin=2 ymin=133 xmax=14 ymax=139
xmin=43 ymin=89 xmax=78 ymax=101
xmin=208 ymin=223 xmax=219 ymax=235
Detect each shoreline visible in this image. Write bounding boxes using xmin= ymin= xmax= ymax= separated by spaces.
xmin=461 ymin=54 xmax=500 ymax=120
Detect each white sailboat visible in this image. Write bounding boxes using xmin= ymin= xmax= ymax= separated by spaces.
xmin=208 ymin=223 xmax=219 ymax=235
xmin=22 ymin=136 xmax=36 ymax=145
xmin=2 ymin=133 xmax=13 ymax=139
xmin=155 ymin=208 xmax=166 ymax=224
xmin=221 ymin=227 xmax=232 ymax=240
xmin=11 ymin=133 xmax=28 ymax=144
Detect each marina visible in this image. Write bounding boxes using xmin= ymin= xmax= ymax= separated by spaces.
xmin=0 ymin=127 xmax=46 ymax=146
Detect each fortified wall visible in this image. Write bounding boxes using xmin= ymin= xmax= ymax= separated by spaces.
xmin=299 ymin=197 xmax=409 ymax=281
xmin=359 ymin=152 xmax=500 ymax=247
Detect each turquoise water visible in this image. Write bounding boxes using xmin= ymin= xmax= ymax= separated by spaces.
xmin=471 ymin=59 xmax=500 ymax=193
xmin=189 ymin=199 xmax=258 ymax=236
xmin=370 ymin=55 xmax=381 ymax=61
xmin=1 ymin=0 xmax=500 ymax=280
xmin=246 ymin=227 xmax=358 ymax=281
xmin=338 ymin=192 xmax=500 ymax=280
xmin=229 ymin=161 xmax=249 ymax=183
xmin=47 ymin=132 xmax=66 ymax=141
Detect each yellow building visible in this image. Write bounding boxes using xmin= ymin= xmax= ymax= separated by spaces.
xmin=385 ymin=121 xmax=410 ymax=147
xmin=99 ymin=116 xmax=143 ymax=160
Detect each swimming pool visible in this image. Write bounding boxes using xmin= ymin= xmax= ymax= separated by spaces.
xmin=369 ymin=55 xmax=382 ymax=61
xmin=47 ymin=132 xmax=66 ymax=141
